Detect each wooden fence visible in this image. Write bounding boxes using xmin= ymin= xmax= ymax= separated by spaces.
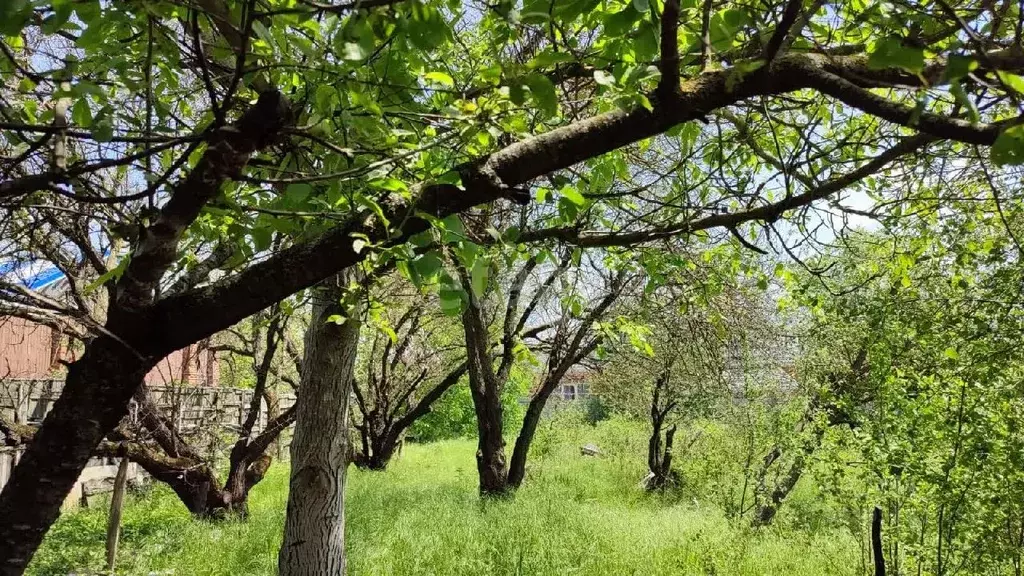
xmin=0 ymin=379 xmax=295 ymax=506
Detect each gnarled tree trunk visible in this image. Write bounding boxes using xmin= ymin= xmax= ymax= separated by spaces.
xmin=646 ymin=370 xmax=679 ymax=491
xmin=0 ymin=340 xmax=150 ymax=575
xmin=461 ymin=288 xmax=510 ymax=496
xmin=352 ymin=362 xmax=468 ymax=471
xmin=278 ymin=272 xmax=362 ymax=576
xmin=469 ymin=371 xmax=509 ymax=496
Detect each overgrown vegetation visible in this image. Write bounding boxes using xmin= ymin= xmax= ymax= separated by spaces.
xmin=2 ymin=0 xmax=1024 ymax=572
xmin=30 ymin=420 xmax=861 ymax=576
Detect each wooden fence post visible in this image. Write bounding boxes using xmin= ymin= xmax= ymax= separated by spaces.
xmin=105 ymin=458 xmax=130 ymax=573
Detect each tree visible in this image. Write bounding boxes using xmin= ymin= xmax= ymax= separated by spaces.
xmin=453 ymin=247 xmax=559 ymax=495
xmin=2 ymin=0 xmax=1023 ymax=571
xmin=794 ymin=222 xmax=1024 ymax=574
xmin=350 ymin=276 xmax=467 ymax=470
xmin=279 ymin=271 xmax=362 ymax=576
xmin=0 ymin=302 xmax=297 ymax=517
xmin=507 ymin=261 xmax=633 ymax=488
xmin=594 ymin=282 xmax=732 ymax=490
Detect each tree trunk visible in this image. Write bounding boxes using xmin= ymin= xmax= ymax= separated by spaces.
xmin=278 ymin=273 xmax=361 ymax=576
xmin=645 ymin=371 xmax=678 ymax=491
xmin=459 ymin=287 xmax=510 ymax=497
xmin=0 ymin=338 xmax=149 ymax=576
xmin=646 ymin=422 xmax=678 ymax=491
xmin=751 ymin=426 xmax=825 ymax=527
xmin=508 ymin=374 xmax=561 ymax=488
xmin=872 ymin=507 xmax=886 ymax=576
xmin=470 ymin=378 xmax=508 ymax=496
xmin=352 ymin=362 xmax=468 ymax=472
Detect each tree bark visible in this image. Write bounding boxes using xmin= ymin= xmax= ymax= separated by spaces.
xmin=507 ymin=374 xmax=560 ymax=488
xmin=278 ymin=272 xmax=362 ymax=576
xmin=461 ymin=295 xmax=510 ymax=496
xmin=0 ymin=339 xmax=150 ymax=575
xmin=872 ymin=507 xmax=886 ymax=576
xmin=0 ymin=90 xmax=291 ymax=575
xmin=469 ymin=372 xmax=509 ymax=496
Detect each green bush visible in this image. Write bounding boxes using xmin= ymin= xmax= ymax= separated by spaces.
xmin=582 ymin=395 xmax=611 ymax=425
xmin=411 ymin=365 xmax=532 ymax=442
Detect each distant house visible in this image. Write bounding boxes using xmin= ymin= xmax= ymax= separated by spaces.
xmin=523 ymin=367 xmax=593 ymax=404
xmin=552 ymin=368 xmax=591 ymax=401
xmin=0 ymin=263 xmax=219 ymax=387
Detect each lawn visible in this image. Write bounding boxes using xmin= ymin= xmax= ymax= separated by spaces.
xmin=29 ymin=420 xmax=860 ymax=575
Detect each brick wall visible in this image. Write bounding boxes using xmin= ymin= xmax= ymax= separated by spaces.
xmin=0 ymin=317 xmax=219 ymax=386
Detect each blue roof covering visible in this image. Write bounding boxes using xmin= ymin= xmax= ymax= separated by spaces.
xmin=0 ymin=260 xmax=67 ymax=291
xmin=2 ymin=247 xmax=112 ymax=292
xmin=26 ymin=267 xmax=65 ymax=290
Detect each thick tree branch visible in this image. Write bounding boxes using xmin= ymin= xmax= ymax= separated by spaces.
xmin=517 ymin=133 xmax=936 ymax=246
xmin=659 ymin=0 xmax=681 ymax=96
xmin=145 ymin=50 xmax=1021 ymax=357
xmin=763 ymin=0 xmax=805 ymax=65
xmin=115 ymin=90 xmax=292 ymax=310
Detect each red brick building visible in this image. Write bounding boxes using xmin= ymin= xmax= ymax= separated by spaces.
xmin=0 ymin=316 xmax=218 ymax=386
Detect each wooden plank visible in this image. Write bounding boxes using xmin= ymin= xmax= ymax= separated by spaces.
xmin=0 ymin=451 xmax=12 ymax=490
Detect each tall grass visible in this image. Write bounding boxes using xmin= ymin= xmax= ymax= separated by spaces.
xmin=29 ymin=418 xmax=859 ymax=575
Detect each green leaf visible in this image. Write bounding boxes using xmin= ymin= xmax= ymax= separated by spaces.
xmin=92 ymin=119 xmax=113 ymax=142
xmin=997 ymin=71 xmax=1024 ymax=94
xmin=412 ymin=252 xmax=444 ymax=282
xmin=0 ymin=0 xmax=32 ymax=36
xmin=560 ymin=185 xmax=585 ymax=206
xmin=524 ymin=73 xmax=558 ymax=117
xmin=949 ymin=80 xmax=979 ymax=123
xmin=83 ymin=254 xmax=130 ymax=295
xmin=529 ymin=50 xmax=575 ymax=69
xmin=251 ymin=226 xmax=272 ymax=252
xmin=355 ymin=193 xmax=391 ymax=228
xmin=509 ymin=82 xmax=528 ymax=105
xmin=868 ymin=37 xmax=924 ymax=73
xmin=632 ymin=0 xmax=649 ymax=13
xmin=943 ymin=55 xmax=978 ymax=81
xmin=470 ymin=256 xmax=489 ymax=298
xmin=71 ymin=99 xmax=91 ymax=127
xmin=943 ymin=347 xmax=960 ymax=360
xmin=709 ymin=9 xmax=747 ymax=52
xmin=370 ymin=177 xmax=409 ymax=194
xmin=342 ymin=42 xmax=370 ymax=61
xmin=992 ymin=125 xmax=1024 ymax=166
xmin=439 ymin=286 xmax=467 ymax=316
xmin=424 ymin=71 xmax=455 ymax=87
xmin=603 ymin=6 xmax=639 ymax=37
xmin=286 ymin=183 xmax=312 ymax=203
xmin=406 ymin=4 xmax=450 ymax=51
xmin=440 ymin=214 xmax=466 ymax=242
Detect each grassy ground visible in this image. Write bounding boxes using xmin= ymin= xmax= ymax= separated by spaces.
xmin=28 ymin=422 xmax=860 ymax=575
